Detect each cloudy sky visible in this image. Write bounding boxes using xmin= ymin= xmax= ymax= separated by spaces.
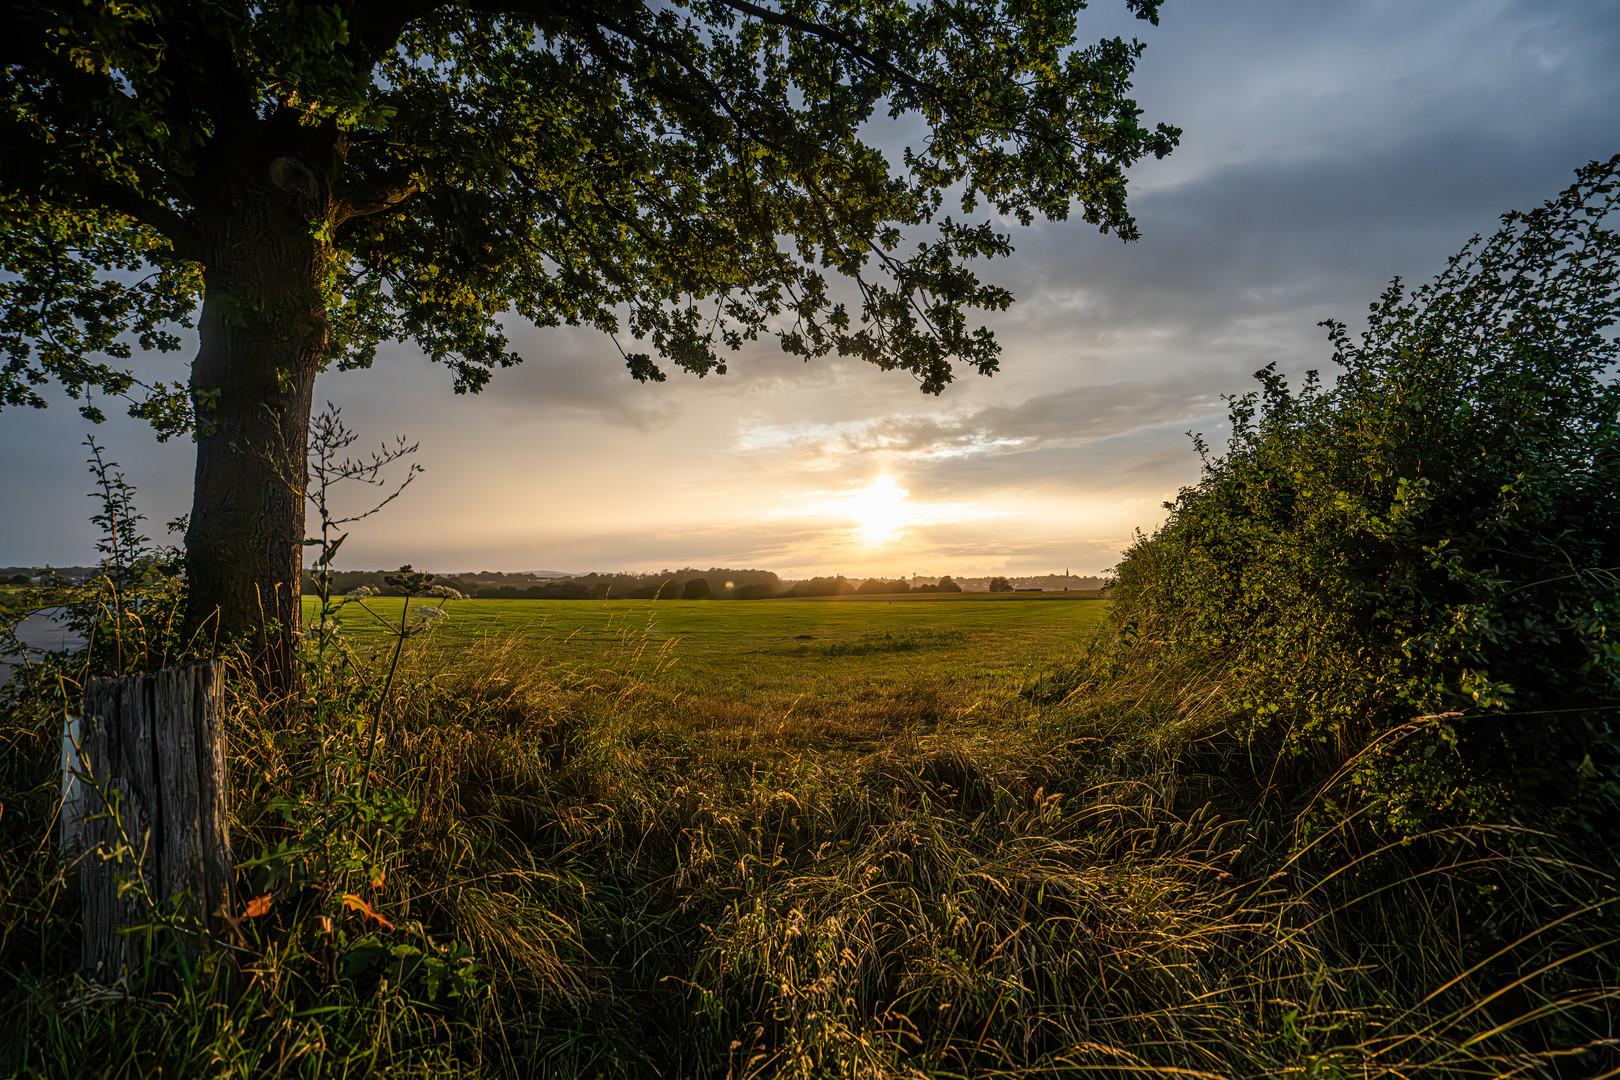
xmin=4 ymin=0 xmax=1618 ymax=578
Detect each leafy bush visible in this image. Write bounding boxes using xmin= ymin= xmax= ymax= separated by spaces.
xmin=1111 ymin=156 xmax=1620 ymax=841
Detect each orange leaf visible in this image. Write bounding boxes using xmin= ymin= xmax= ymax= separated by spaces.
xmin=339 ymin=893 xmax=395 ymax=930
xmin=370 ymin=867 xmax=386 ymax=889
xmin=245 ymin=893 xmax=273 ymax=918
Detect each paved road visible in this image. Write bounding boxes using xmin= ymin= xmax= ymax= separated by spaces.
xmin=0 ymin=607 xmax=83 ymax=684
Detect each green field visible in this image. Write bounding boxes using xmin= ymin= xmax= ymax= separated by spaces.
xmin=309 ymin=594 xmax=1107 ymax=751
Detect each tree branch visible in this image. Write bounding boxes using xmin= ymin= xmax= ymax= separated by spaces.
xmin=444 ymin=0 xmax=929 ymax=93
xmin=0 ymin=127 xmax=202 ymax=261
xmin=336 ymin=167 xmax=422 ymax=223
xmin=187 ymin=6 xmax=260 ymax=140
xmin=342 ymin=0 xmax=440 ymax=67
xmin=710 ymin=0 xmax=928 ymax=93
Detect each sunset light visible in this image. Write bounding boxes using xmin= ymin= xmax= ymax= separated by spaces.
xmin=770 ymin=474 xmax=1013 ymax=558
xmin=847 ymin=475 xmax=911 ymax=545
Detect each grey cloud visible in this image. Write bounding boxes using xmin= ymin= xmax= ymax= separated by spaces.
xmin=1091 ymin=0 xmax=1620 ymax=184
xmin=351 ymin=315 xmax=811 ymax=435
xmin=740 ymin=376 xmax=1229 ymax=471
xmin=1008 ymin=130 xmax=1620 ymax=345
xmin=900 ymin=531 xmax=1128 ymax=576
xmin=970 ymin=380 xmax=1226 ymax=447
xmin=469 ymin=318 xmax=923 ymax=431
xmin=902 ymin=419 xmax=1219 ymax=504
xmin=481 ymin=322 xmax=684 ymax=432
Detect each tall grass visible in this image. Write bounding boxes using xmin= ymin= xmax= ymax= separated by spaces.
xmin=2 ymin=614 xmax=1613 ymax=1078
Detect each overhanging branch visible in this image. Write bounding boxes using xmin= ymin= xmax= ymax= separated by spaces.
xmin=0 ymin=133 xmax=202 ymax=261
xmin=337 ymin=167 xmax=422 ymax=223
xmin=711 ymin=0 xmax=928 ymax=93
xmin=443 ymin=0 xmax=933 ymax=95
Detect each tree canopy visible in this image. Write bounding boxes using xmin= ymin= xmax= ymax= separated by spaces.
xmin=2 ymin=0 xmax=1178 ymax=420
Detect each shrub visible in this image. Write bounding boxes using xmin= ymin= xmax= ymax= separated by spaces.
xmin=1110 ymin=156 xmax=1620 ymax=841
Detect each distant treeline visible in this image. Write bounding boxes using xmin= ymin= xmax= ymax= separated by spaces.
xmin=3 ymin=564 xmax=1103 ymax=598
xmin=0 ymin=566 xmax=101 ymax=584
xmin=300 ymin=567 xmax=1106 ymax=599
xmin=302 ymin=567 xmax=784 ymax=600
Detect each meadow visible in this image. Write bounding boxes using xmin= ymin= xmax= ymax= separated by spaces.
xmin=311 ymin=595 xmax=1107 ymax=750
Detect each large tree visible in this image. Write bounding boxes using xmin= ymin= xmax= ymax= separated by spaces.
xmin=1 ymin=0 xmax=1177 ymax=687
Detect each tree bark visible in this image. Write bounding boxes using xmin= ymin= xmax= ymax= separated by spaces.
xmin=183 ymin=122 xmax=337 ymax=696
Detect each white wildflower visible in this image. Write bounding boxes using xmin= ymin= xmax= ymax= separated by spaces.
xmin=348 ymin=585 xmax=379 ymax=598
xmin=415 ymin=606 xmax=449 ymax=623
xmin=425 ymin=585 xmax=463 ymax=600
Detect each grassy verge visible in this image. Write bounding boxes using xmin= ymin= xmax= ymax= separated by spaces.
xmin=0 ymin=605 xmax=1614 ymax=1077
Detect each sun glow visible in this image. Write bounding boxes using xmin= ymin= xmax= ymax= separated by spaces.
xmin=847 ymin=475 xmax=911 ymax=545
xmin=771 ymin=473 xmax=1010 ymax=554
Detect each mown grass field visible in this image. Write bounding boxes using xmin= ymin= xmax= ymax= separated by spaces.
xmin=309 ymin=595 xmax=1107 ymax=753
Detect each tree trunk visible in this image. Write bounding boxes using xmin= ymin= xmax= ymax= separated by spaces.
xmin=184 ymin=127 xmax=336 ymax=696
xmin=79 ymin=660 xmax=231 ymax=984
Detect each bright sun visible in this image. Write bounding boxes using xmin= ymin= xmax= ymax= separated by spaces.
xmin=848 ymin=475 xmax=911 ymax=545
xmin=773 ymin=473 xmax=1006 ymax=551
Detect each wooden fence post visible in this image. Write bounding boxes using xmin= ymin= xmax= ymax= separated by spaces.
xmin=76 ymin=659 xmax=232 ymax=983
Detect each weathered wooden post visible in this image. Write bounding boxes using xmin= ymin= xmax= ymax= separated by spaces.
xmin=73 ymin=660 xmax=232 ymax=983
